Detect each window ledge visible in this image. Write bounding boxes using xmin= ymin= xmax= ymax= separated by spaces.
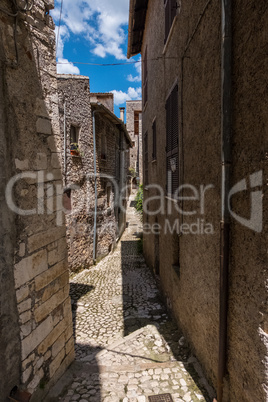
xmin=151 ymin=159 xmax=157 ymax=164
xmin=163 ymin=15 xmax=178 ymax=55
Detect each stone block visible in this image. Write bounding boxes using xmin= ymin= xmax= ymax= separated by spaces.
xmin=28 ymin=368 xmax=44 ymax=393
xmin=35 ymin=98 xmax=49 ymax=118
xmin=16 ymin=285 xmax=29 ymax=303
xmin=35 ymin=259 xmax=67 ymax=291
xmin=21 ymin=315 xmax=53 ymax=360
xmin=15 ymin=158 xmax=29 ymax=170
xmin=34 ymin=153 xmax=48 ymax=170
xmin=51 ymin=152 xmax=61 ymax=169
xmin=22 ymin=353 xmax=35 ymax=371
xmin=49 ymin=347 xmax=65 ymax=378
xmin=65 ymin=337 xmax=74 ymax=356
xmin=34 ymin=287 xmax=66 ymax=323
xmin=21 ymin=321 xmax=32 ymax=338
xmin=14 ymin=249 xmax=47 ymax=289
xmin=28 ymin=226 xmax=65 ymax=253
xmin=36 ymin=118 xmax=52 ymax=135
xmin=52 ymin=332 xmax=65 ymax=358
xmin=22 ymin=365 xmax=32 ymax=384
xmin=18 ymin=298 xmax=31 ymax=314
xmin=41 ymin=271 xmax=69 ymax=303
xmin=37 ymin=318 xmax=68 ymax=355
xmin=18 ymin=242 xmax=26 ymax=257
xmin=20 ymin=310 xmax=32 ymax=324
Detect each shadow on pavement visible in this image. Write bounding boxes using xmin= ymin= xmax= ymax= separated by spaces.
xmin=121 ymin=236 xmax=213 ymax=401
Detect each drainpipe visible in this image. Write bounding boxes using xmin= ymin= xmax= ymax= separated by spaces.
xmin=92 ymin=110 xmax=98 ymax=263
xmin=218 ymin=1 xmax=232 ymax=401
xmin=63 ymin=100 xmax=67 ymax=185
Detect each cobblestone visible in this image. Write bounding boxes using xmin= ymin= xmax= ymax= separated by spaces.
xmin=48 ymin=193 xmax=214 ymax=402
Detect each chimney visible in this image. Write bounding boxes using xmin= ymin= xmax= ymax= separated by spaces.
xmin=119 ymin=107 xmax=125 ymax=122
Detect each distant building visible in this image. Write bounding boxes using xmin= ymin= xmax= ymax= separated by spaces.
xmin=126 ymin=100 xmax=143 ymax=186
xmin=128 ymin=1 xmax=268 ymax=401
xmin=57 ymin=75 xmax=132 ymax=271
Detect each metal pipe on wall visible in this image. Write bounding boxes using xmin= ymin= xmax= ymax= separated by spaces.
xmin=217 ymin=0 xmax=232 ymax=401
xmin=63 ymin=100 xmax=67 ymax=184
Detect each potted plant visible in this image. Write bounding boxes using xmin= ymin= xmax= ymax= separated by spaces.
xmin=70 ymin=143 xmax=80 ymax=156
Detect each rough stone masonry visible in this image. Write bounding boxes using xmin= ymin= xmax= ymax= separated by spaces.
xmin=0 ymin=1 xmax=74 ymax=400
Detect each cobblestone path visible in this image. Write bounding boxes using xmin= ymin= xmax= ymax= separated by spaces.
xmin=48 ymin=193 xmax=214 ymax=402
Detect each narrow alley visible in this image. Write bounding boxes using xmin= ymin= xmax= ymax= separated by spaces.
xmin=47 ymin=193 xmax=214 ymax=402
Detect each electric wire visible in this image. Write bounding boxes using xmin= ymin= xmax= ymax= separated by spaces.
xmin=56 ymin=56 xmax=178 ymax=67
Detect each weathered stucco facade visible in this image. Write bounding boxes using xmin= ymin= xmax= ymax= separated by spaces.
xmin=128 ymin=1 xmax=268 ymax=401
xmin=126 ymin=100 xmax=143 ymax=184
xmin=0 ymin=1 xmax=74 ymax=401
xmin=57 ymin=75 xmax=132 ymax=271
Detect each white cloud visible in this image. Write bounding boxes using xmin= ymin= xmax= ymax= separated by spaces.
xmin=55 ymin=25 xmax=70 ymax=59
xmin=52 ymin=0 xmax=129 ymax=61
xmin=57 ymin=58 xmax=80 ymax=75
xmin=110 ymin=87 xmax=142 ymax=106
xmin=127 ymin=58 xmax=142 ymax=82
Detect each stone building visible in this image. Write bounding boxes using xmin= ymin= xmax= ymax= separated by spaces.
xmin=126 ymin=100 xmax=143 ymax=185
xmin=0 ymin=1 xmax=74 ymax=401
xmin=128 ymin=1 xmax=268 ymax=401
xmin=57 ymin=75 xmax=132 ymax=272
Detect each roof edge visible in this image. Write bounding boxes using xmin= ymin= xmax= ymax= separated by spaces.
xmin=91 ymin=102 xmax=132 ymax=147
xmin=127 ymin=0 xmax=148 ymax=59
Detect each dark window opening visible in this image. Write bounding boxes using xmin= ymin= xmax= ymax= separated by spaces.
xmin=166 ymin=84 xmax=179 ymax=197
xmin=164 ymin=0 xmax=177 ymax=43
xmin=70 ymin=125 xmax=79 ymax=144
xmin=101 ymin=133 xmax=107 ymax=160
xmin=144 ymin=131 xmax=148 ymax=186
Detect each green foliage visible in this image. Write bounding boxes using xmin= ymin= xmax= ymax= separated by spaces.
xmin=129 ymin=167 xmax=136 ymax=177
xmin=135 ymin=184 xmax=143 ymax=214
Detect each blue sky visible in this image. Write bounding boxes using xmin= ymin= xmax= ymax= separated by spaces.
xmin=51 ymin=0 xmax=141 ymax=119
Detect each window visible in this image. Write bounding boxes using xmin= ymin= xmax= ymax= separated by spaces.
xmin=144 ymin=131 xmax=148 ymax=185
xmin=152 ymin=119 xmax=157 ymax=161
xmin=164 ymin=0 xmax=177 ymax=43
xmin=70 ymin=125 xmax=79 ymax=144
xmin=132 ymin=141 xmax=135 ymax=147
xmin=142 ymin=47 xmax=148 ymax=106
xmin=166 ymin=84 xmax=179 ymax=197
xmin=134 ymin=111 xmax=141 ymax=135
xmin=101 ymin=132 xmax=107 ymax=160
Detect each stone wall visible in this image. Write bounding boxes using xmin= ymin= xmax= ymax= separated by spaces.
xmin=139 ymin=0 xmax=268 ymax=400
xmin=0 ymin=1 xmax=74 ymax=400
xmin=90 ymin=93 xmax=114 ymax=113
xmin=126 ymin=100 xmax=143 ymax=184
xmin=57 ymin=77 xmax=130 ymax=271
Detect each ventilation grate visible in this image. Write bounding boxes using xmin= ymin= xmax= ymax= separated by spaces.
xmin=148 ymin=394 xmax=174 ymax=402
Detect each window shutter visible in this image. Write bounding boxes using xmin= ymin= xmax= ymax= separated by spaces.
xmin=166 ymin=84 xmax=179 ymax=197
xmin=144 ymin=132 xmax=149 ymax=185
xmin=165 ymin=0 xmax=177 ymax=43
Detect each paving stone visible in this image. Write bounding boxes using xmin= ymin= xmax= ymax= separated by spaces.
xmin=51 ymin=193 xmax=210 ymax=402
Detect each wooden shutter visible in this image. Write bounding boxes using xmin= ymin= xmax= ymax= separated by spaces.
xmin=166 ymin=84 xmax=179 ymax=196
xmin=144 ymin=132 xmax=148 ymax=185
xmin=165 ymin=0 xmax=177 ymax=43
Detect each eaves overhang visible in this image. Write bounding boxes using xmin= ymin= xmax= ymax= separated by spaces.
xmin=91 ymin=102 xmax=133 ymax=147
xmin=127 ymin=0 xmax=149 ymax=59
